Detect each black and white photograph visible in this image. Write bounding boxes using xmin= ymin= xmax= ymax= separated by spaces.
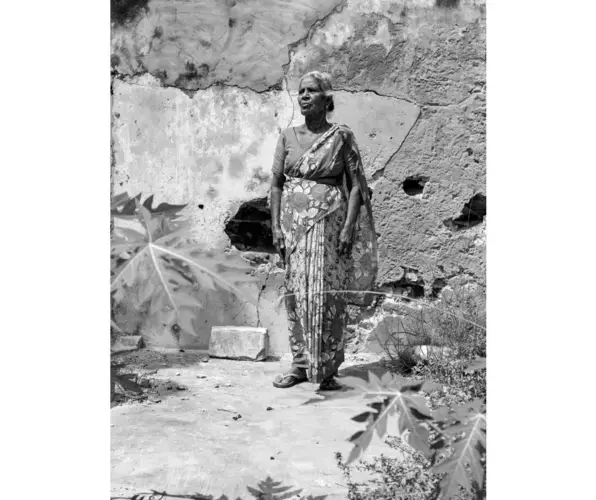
xmin=4 ymin=1 xmax=594 ymax=499
xmin=109 ymin=1 xmax=486 ymax=499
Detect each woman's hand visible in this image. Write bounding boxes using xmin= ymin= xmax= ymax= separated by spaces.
xmin=338 ymin=226 xmax=353 ymax=256
xmin=272 ymin=226 xmax=286 ymax=267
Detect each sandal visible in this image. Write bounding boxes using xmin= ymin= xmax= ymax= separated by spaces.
xmin=319 ymin=378 xmax=342 ymax=391
xmin=273 ymin=371 xmax=307 ymax=388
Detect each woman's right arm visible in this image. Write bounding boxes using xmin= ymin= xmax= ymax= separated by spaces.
xmin=270 ymin=132 xmax=287 ymax=262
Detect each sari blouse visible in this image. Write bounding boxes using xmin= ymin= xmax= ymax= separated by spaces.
xmin=270 ymin=125 xmax=360 ymax=192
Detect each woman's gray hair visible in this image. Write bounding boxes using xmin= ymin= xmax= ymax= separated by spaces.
xmin=299 ymin=71 xmax=335 ymax=112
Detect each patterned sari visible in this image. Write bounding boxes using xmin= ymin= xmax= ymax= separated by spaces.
xmin=280 ymin=124 xmax=377 ymax=382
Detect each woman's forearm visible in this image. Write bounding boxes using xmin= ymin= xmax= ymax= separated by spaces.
xmin=270 ymin=185 xmax=283 ymax=231
xmin=344 ymin=186 xmax=361 ymax=232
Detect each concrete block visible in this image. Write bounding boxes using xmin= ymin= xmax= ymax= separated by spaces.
xmin=111 ymin=335 xmax=144 ymax=353
xmin=209 ymin=326 xmax=268 ymax=361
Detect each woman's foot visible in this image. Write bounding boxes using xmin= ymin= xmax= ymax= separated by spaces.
xmin=319 ymin=377 xmax=342 ymax=391
xmin=273 ymin=368 xmax=307 ymax=388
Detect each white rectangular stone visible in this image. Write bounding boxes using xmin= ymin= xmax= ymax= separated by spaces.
xmin=209 ymin=326 xmax=268 ymax=361
xmin=111 ymin=335 xmax=144 ymax=353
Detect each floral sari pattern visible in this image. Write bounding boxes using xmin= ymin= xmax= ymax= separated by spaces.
xmin=280 ymin=124 xmax=377 ymax=382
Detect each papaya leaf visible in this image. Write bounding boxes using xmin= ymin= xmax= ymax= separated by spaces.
xmin=111 ymin=319 xmax=124 ymax=334
xmin=111 ymin=193 xmax=143 ymax=220
xmin=114 ymin=226 xmax=146 ymax=244
xmin=152 ymin=243 xmax=258 ymax=304
xmin=160 ymin=309 xmax=176 ymax=327
xmin=367 ymin=372 xmax=382 ymax=392
xmin=137 ymin=274 xmax=156 ymax=305
xmin=177 ymin=308 xmax=196 ymax=334
xmin=141 ymin=194 xmax=188 ymax=217
xmin=119 ymin=193 xmax=142 ymax=216
xmin=152 ymin=201 xmax=188 ymax=217
xmin=346 ymin=371 xmax=433 ymax=465
xmin=148 ymin=292 xmax=166 ymax=316
xmin=432 ymin=410 xmax=486 ymax=499
xmin=111 ymin=194 xmax=258 ymax=340
xmin=142 ymin=194 xmax=154 ymax=211
xmin=351 ymin=411 xmax=371 ymax=423
xmin=111 ymin=192 xmax=131 ymax=210
xmin=246 ymin=476 xmax=302 ymax=500
xmin=137 ymin=202 xmax=162 ymax=241
xmin=111 ymin=241 xmax=144 ymax=256
xmin=112 ymin=192 xmax=188 ymax=218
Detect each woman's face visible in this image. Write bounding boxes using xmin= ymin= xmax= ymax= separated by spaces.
xmin=298 ymin=76 xmax=327 ymax=116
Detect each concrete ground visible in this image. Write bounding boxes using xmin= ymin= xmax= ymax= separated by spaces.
xmin=110 ymin=350 xmax=403 ymax=499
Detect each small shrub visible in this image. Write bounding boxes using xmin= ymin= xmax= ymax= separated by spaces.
xmin=413 ymin=356 xmax=486 ymax=409
xmin=337 ymin=438 xmax=441 ymax=500
xmin=377 ymin=285 xmax=486 ymax=373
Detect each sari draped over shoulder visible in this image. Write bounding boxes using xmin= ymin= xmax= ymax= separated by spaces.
xmin=278 ymin=124 xmax=377 ymax=382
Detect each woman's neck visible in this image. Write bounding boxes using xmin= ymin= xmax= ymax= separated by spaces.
xmin=304 ymin=113 xmax=329 ymax=133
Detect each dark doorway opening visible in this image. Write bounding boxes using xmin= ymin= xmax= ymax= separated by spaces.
xmin=224 ymin=197 xmax=276 ymax=253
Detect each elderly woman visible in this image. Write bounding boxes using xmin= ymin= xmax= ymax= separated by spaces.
xmin=270 ymin=71 xmax=377 ymax=391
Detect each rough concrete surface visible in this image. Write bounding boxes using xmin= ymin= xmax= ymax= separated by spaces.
xmin=111 ymin=0 xmax=486 ymax=351
xmin=111 ymin=351 xmax=401 ymax=499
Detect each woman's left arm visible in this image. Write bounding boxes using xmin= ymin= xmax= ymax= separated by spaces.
xmin=338 ymin=131 xmax=361 ymax=256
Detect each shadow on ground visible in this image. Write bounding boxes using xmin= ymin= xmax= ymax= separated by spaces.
xmin=112 ymin=349 xmax=210 ymax=371
xmin=295 ymin=361 xmax=387 ymax=407
xmin=113 ymin=348 xmax=285 ymax=371
xmin=299 ymin=359 xmax=441 ymax=407
xmin=110 ymin=475 xmax=326 ymax=500
xmin=338 ymin=360 xmax=389 ymax=379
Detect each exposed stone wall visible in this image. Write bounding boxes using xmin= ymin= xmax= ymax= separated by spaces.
xmin=111 ymin=0 xmax=486 ymax=350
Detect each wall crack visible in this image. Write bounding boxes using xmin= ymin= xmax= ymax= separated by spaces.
xmin=256 ymin=266 xmax=273 ymax=328
xmin=281 ymin=0 xmax=349 ymax=79
xmin=111 ymin=73 xmax=285 ymax=99
xmin=337 ymin=86 xmax=483 ymax=109
xmin=371 ymin=107 xmax=422 ymax=183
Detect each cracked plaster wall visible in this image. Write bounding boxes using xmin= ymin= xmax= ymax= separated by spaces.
xmin=111 ymin=0 xmax=486 ymax=351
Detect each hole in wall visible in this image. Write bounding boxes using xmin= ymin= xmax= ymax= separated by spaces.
xmin=174 ymin=61 xmax=210 ymax=89
xmin=381 ymin=268 xmax=426 ymax=299
xmin=224 ymin=197 xmax=275 ymax=253
xmin=111 ymin=54 xmax=121 ymax=68
xmin=431 ymin=278 xmax=447 ymax=298
xmin=154 ymin=69 xmax=168 ymax=83
xmin=111 ymin=0 xmax=150 ymax=27
xmin=444 ymin=194 xmax=486 ymax=231
xmin=436 ymin=0 xmax=460 ymax=8
xmin=153 ymin=26 xmax=163 ymax=39
xmin=402 ymin=175 xmax=430 ymax=196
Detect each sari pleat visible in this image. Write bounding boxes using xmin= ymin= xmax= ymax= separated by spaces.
xmin=285 ymin=209 xmax=348 ymax=382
